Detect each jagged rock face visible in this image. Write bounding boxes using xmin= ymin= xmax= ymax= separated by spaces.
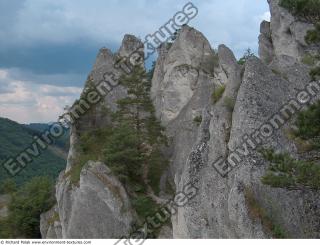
xmin=40 ymin=205 xmax=62 ymax=239
xmin=152 ymin=14 xmax=320 ymax=239
xmin=41 ymin=35 xmax=143 ymax=239
xmin=226 ymin=57 xmax=319 ymax=238
xmin=57 ymin=162 xmax=135 ymax=238
xmin=66 ymin=35 xmax=143 ymax=172
xmin=41 ymin=162 xmax=136 ymax=239
xmin=118 ymin=34 xmax=144 ymax=60
xmin=167 ymin=43 xmax=252 ymax=238
xmin=259 ymin=0 xmax=315 ymax=64
xmin=151 ymin=26 xmax=216 ymax=125
xmin=42 ymin=0 xmax=320 ymax=239
xmin=259 ymin=20 xmax=274 ymax=64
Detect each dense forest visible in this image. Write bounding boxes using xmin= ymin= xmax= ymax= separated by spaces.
xmin=0 ymin=118 xmax=68 ymax=187
xmin=0 ymin=118 xmax=69 ymax=238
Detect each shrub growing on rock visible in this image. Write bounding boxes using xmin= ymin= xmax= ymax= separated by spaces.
xmin=279 ymin=0 xmax=320 ymax=23
xmin=212 ymin=85 xmax=226 ymax=104
xmin=261 ymin=149 xmax=320 ymax=190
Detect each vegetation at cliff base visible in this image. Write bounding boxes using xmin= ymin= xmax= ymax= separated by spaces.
xmin=70 ymin=66 xmax=171 ymax=236
xmin=0 ymin=177 xmax=55 ymax=238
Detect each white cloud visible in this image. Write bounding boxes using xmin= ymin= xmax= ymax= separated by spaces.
xmin=0 ymin=69 xmax=81 ymax=123
xmin=0 ymin=0 xmax=271 ymax=123
xmin=1 ymin=0 xmax=270 ymax=53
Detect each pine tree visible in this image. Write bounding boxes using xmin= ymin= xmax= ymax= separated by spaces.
xmin=104 ymin=65 xmax=167 ymax=185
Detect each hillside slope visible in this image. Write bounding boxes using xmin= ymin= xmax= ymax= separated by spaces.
xmin=0 ymin=117 xmax=68 ymax=186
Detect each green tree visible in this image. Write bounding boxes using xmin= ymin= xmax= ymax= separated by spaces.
xmin=104 ymin=124 xmax=144 ymax=182
xmin=261 ymin=149 xmax=320 ymax=190
xmin=104 ymin=65 xmax=167 ymax=192
xmin=0 ymin=179 xmax=17 ymax=194
xmin=295 ymin=100 xmax=320 ymax=148
xmin=2 ymin=177 xmax=55 ymax=238
xmin=305 ymin=22 xmax=320 ymax=44
xmin=113 ymin=65 xmax=166 ymax=146
xmin=238 ymin=48 xmax=255 ymax=65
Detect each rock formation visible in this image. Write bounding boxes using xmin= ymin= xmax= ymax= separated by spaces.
xmin=41 ymin=0 xmax=320 ymax=239
xmin=41 ymin=35 xmax=143 ymax=239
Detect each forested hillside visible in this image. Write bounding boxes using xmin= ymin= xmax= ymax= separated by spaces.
xmin=0 ymin=117 xmax=68 ymax=187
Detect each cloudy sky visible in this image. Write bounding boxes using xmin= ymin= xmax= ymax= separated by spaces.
xmin=0 ymin=0 xmax=270 ymax=123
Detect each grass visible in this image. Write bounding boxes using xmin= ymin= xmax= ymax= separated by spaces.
xmin=132 ymin=194 xmax=160 ymax=219
xmin=261 ymin=148 xmax=320 ymax=190
xmin=244 ymin=187 xmax=287 ymax=238
xmin=131 ymin=193 xmax=165 ymax=238
xmin=193 ymin=115 xmax=202 ymax=126
xmin=293 ymin=137 xmax=315 ymax=153
xmin=294 ymin=100 xmax=320 ymax=149
xmin=310 ymin=66 xmax=320 ymax=80
xmin=47 ymin=212 xmax=60 ymax=225
xmin=301 ymin=54 xmax=317 ymax=66
xmin=271 ymin=68 xmax=289 ymax=80
xmin=284 ymin=128 xmax=315 ymax=153
xmin=238 ymin=59 xmax=246 ymax=66
xmin=65 ymin=128 xmax=109 ymax=184
xmin=306 ymin=22 xmax=320 ymax=44
xmin=212 ymin=85 xmax=226 ymax=104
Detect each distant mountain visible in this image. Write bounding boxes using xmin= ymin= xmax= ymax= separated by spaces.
xmin=24 ymin=123 xmax=70 ymax=150
xmin=0 ymin=117 xmax=69 ymax=186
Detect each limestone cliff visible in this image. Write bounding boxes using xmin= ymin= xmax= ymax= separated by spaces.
xmin=41 ymin=0 xmax=320 ymax=239
xmin=151 ymin=1 xmax=320 ymax=238
xmin=41 ymin=35 xmax=143 ymax=239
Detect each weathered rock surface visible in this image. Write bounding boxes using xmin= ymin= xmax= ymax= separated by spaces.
xmin=42 ymin=35 xmax=143 ymax=239
xmin=44 ymin=161 xmax=136 ymax=239
xmin=151 ymin=2 xmax=319 ymax=238
xmin=259 ymin=0 xmax=316 ymax=64
xmin=40 ymin=205 xmax=62 ymax=239
xmin=42 ymin=0 xmax=320 ymax=239
xmin=151 ymin=25 xmax=215 ymax=125
xmin=57 ymin=161 xmax=135 ymax=238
